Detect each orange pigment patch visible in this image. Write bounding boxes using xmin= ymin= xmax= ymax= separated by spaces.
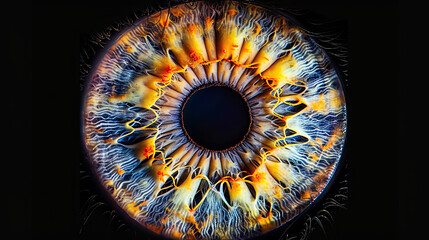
xmin=157 ymin=170 xmax=168 ymax=182
xmin=228 ymin=9 xmax=238 ymax=15
xmin=116 ymin=167 xmax=125 ymax=175
xmin=159 ymin=12 xmax=170 ymax=28
xmin=189 ymin=50 xmax=202 ymax=62
xmin=124 ymin=45 xmax=133 ymax=53
xmin=301 ymin=190 xmax=311 ymax=200
xmin=204 ymin=17 xmax=214 ymax=28
xmin=161 ymin=65 xmax=177 ymax=82
xmin=253 ymin=22 xmax=261 ymax=35
xmin=143 ymin=144 xmax=155 ymax=158
xmin=146 ymin=224 xmax=164 ymax=234
xmin=108 ymin=91 xmax=127 ymax=102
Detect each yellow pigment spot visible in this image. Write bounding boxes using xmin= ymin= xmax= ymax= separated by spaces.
xmin=311 ymin=94 xmax=327 ymax=111
xmin=301 ymin=190 xmax=311 ymax=200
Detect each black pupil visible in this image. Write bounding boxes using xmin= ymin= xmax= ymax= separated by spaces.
xmin=182 ymin=86 xmax=251 ymax=151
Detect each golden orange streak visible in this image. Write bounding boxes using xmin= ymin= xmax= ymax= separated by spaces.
xmin=188 ymin=175 xmax=211 ymax=211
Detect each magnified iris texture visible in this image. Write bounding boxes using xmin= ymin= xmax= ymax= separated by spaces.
xmin=82 ymin=1 xmax=347 ymax=239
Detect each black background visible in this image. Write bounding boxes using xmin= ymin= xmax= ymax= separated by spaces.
xmin=7 ymin=0 xmax=419 ymax=239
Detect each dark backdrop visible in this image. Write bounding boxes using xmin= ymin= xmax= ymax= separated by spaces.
xmin=7 ymin=0 xmax=418 ymax=239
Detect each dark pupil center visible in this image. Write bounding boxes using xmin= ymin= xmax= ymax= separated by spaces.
xmin=182 ymin=86 xmax=251 ymax=151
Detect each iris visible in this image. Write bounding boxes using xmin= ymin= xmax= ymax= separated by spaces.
xmin=82 ymin=1 xmax=347 ymax=239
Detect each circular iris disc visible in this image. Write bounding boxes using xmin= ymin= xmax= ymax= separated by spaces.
xmin=82 ymin=1 xmax=347 ymax=239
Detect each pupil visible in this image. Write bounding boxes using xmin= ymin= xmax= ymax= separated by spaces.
xmin=182 ymin=86 xmax=251 ymax=151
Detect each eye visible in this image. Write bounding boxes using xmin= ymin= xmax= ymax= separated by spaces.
xmin=82 ymin=1 xmax=347 ymax=239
